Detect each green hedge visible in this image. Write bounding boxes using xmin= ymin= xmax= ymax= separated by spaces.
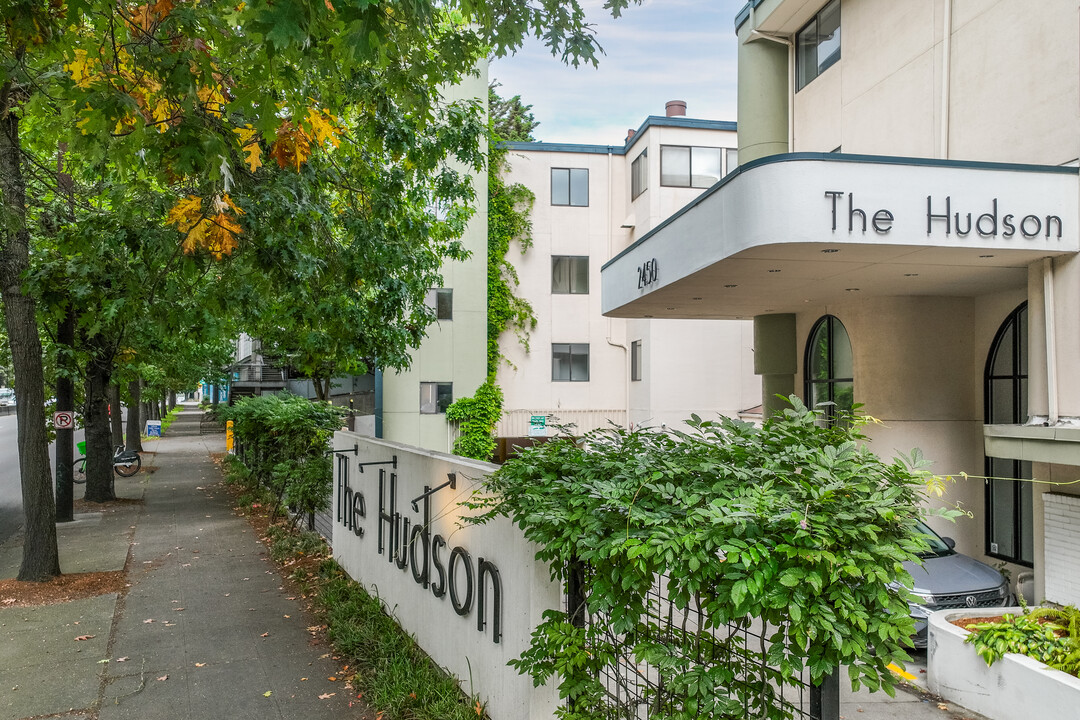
xmin=218 ymin=392 xmax=345 ymax=524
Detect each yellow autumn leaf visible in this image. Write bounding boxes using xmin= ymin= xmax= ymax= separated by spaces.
xmin=197 ymin=84 xmax=226 ymax=117
xmin=233 ymin=126 xmax=263 ymax=172
xmin=306 ymin=107 xmax=341 ymax=148
xmin=65 ymin=49 xmax=97 ymax=88
xmin=166 ymin=195 xmax=205 ymax=233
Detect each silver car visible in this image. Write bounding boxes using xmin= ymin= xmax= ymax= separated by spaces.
xmin=903 ymin=521 xmax=1012 ymax=648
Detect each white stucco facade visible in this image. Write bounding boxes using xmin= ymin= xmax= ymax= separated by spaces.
xmin=603 ymin=0 xmax=1080 ymax=602
xmin=498 ymin=114 xmax=760 ymax=439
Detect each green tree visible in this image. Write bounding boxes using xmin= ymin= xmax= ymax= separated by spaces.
xmin=489 ymin=81 xmax=540 ymax=142
xmin=1 ymin=0 xmax=641 ymax=581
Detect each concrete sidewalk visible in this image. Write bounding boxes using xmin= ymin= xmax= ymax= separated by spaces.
xmin=0 ymin=405 xmax=987 ymax=720
xmin=1 ymin=406 xmax=364 ymax=720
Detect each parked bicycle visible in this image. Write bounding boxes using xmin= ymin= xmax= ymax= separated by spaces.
xmin=72 ymin=442 xmax=141 ymax=483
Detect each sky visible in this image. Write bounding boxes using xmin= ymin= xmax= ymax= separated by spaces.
xmin=489 ymin=0 xmax=744 ymax=146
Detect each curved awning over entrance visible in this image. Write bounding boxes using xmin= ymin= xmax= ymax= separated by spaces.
xmin=601 ymin=153 xmax=1079 ymax=320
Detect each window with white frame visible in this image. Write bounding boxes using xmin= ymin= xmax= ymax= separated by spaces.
xmin=631 ymin=149 xmax=648 ymax=200
xmin=552 ymin=344 xmax=589 ymax=382
xmin=551 ymin=168 xmax=589 ymax=206
xmin=419 ymin=382 xmax=453 ymax=414
xmin=552 ymin=256 xmax=589 ymax=294
xmin=796 ymin=0 xmax=841 ymax=91
xmin=425 ymin=288 xmax=453 ymax=321
xmin=631 ymin=340 xmax=642 ymax=382
xmin=660 ymin=145 xmax=727 ymax=188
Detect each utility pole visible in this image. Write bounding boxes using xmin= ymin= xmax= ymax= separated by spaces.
xmin=55 ymin=143 xmax=75 ymax=522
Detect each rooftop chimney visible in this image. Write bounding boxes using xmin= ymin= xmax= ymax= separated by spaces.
xmin=626 ymin=128 xmax=636 ymax=142
xmin=665 ymin=100 xmax=687 ymax=117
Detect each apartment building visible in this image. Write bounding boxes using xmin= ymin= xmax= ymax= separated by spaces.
xmin=495 ymin=104 xmax=760 ymax=448
xmin=602 ymin=0 xmax=1080 ymax=604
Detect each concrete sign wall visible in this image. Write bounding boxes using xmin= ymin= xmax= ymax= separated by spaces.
xmin=331 ymin=432 xmax=561 ymax=720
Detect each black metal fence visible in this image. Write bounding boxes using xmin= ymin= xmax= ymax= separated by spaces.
xmin=567 ymin=568 xmax=839 ymax=720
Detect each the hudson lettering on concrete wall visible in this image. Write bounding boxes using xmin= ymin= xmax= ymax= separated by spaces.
xmin=334 ymin=452 xmax=503 ymax=644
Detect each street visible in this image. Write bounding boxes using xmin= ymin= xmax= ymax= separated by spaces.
xmin=0 ymin=412 xmax=86 ymax=546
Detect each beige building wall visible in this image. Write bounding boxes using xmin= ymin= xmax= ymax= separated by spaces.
xmin=380 ymin=66 xmax=489 ymax=452
xmin=733 ymin=0 xmax=1080 ymax=591
xmin=789 ymin=0 xmax=1080 ymax=163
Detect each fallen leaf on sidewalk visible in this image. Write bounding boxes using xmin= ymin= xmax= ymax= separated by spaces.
xmin=74 ymin=635 xmax=95 ymax=641
xmin=173 ymin=608 xmax=185 ymax=611
xmin=143 ymin=619 xmax=154 ymax=624
xmin=301 ymin=678 xmax=307 ymax=681
xmin=261 ymin=632 xmax=270 ymax=637
xmin=117 ymin=657 xmax=129 ymax=662
xmin=195 ymin=662 xmax=206 ymax=667
xmin=157 ymin=675 xmax=168 ymax=681
xmin=97 ymin=659 xmax=109 ymax=664
xmin=329 ymin=676 xmax=336 ymax=681
xmin=263 ymin=691 xmax=272 ymax=697
xmin=319 ymin=693 xmax=335 ymax=699
xmin=937 ymin=704 xmax=949 ymax=711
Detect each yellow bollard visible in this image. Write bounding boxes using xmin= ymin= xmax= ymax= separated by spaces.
xmin=226 ymin=420 xmax=234 ymax=453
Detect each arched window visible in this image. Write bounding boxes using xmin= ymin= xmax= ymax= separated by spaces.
xmin=984 ymin=303 xmax=1032 ymax=565
xmin=804 ymin=315 xmax=853 ymax=423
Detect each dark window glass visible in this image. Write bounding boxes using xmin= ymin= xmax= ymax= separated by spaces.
xmin=551 ymin=168 xmax=588 ymax=206
xmin=552 ymin=256 xmax=589 ymax=294
xmin=420 ymin=382 xmax=453 ymax=414
xmin=796 ymin=0 xmax=841 ymax=91
xmin=631 ymin=340 xmax=642 ymax=382
xmin=553 ymin=343 xmax=589 ymax=382
xmin=631 ymin=150 xmax=648 ymax=200
xmin=984 ymin=303 xmax=1032 ymax=565
xmin=804 ymin=315 xmax=854 ymax=425
xmin=426 ymin=288 xmax=453 ymax=321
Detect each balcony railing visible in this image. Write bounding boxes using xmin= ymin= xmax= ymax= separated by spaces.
xmin=230 ymin=362 xmax=287 ymax=386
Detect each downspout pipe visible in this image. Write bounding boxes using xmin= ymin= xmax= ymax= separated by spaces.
xmin=1044 ymin=258 xmax=1059 ymax=425
xmin=604 ymin=147 xmax=630 ymax=423
xmin=940 ymin=0 xmax=952 ymax=159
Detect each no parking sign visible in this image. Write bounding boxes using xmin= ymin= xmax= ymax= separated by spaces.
xmin=53 ymin=411 xmax=75 ymax=430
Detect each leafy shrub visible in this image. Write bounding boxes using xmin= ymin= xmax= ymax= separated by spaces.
xmin=965 ymin=605 xmax=1080 ymax=676
xmin=218 ymin=392 xmax=344 ymax=525
xmin=474 ymin=397 xmax=957 ymax=718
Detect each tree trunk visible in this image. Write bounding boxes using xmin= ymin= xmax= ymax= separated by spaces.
xmin=212 ymin=384 xmax=219 ymax=408
xmin=159 ymin=396 xmax=167 ymax=421
xmin=126 ymin=380 xmax=144 ymax=452
xmin=168 ymin=390 xmax=176 ymax=410
xmin=313 ymin=377 xmax=329 ymax=402
xmin=109 ymin=383 xmax=124 ymax=447
xmin=0 ymin=104 xmax=60 ymax=580
xmin=83 ymin=353 xmax=116 ymax=503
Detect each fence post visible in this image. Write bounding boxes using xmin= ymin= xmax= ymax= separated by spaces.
xmin=810 ymin=667 xmax=840 ymax=720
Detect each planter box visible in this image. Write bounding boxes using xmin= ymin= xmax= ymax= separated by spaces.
xmin=928 ymin=607 xmax=1080 ymax=720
